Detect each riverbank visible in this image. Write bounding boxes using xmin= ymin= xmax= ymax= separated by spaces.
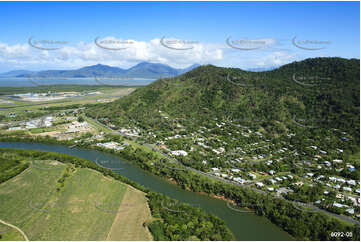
xmin=0 ymin=137 xmax=359 ymax=241
xmin=0 ymin=140 xmax=295 ymax=241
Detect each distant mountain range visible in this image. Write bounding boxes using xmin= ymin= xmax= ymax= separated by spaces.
xmin=0 ymin=70 xmax=35 ymax=77
xmin=0 ymin=62 xmax=201 ymax=79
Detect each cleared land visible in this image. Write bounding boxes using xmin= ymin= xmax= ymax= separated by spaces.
xmin=0 ymin=159 xmax=153 ymax=241
xmin=0 ymin=86 xmax=135 ymax=116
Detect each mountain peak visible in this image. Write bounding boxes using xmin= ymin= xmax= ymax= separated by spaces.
xmin=88 ymin=63 xmax=110 ymax=68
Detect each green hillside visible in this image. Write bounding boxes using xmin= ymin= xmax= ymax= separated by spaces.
xmin=85 ymin=56 xmax=360 ymax=181
xmin=86 ymin=57 xmax=359 ymax=138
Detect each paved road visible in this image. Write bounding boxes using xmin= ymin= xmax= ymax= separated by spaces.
xmin=87 ymin=116 xmax=360 ymax=225
xmin=308 ymin=204 xmax=359 ymax=225
xmin=90 ymin=116 xmax=136 ymax=140
xmin=0 ymin=219 xmax=29 ymax=241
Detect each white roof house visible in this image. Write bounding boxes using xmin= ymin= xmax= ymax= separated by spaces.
xmin=317 ymin=175 xmax=325 ymax=180
xmin=233 ymin=177 xmax=245 ymax=184
xmin=96 ymin=142 xmax=125 ymax=151
xmin=336 ymin=193 xmax=344 ymax=199
xmin=212 ymin=149 xmax=221 ymax=154
xmin=347 ymin=196 xmax=358 ymax=206
xmin=171 ymin=150 xmax=188 ymax=156
xmin=346 ymin=208 xmax=355 ymax=214
xmin=333 ymin=202 xmax=344 ymax=208
xmin=248 ymin=173 xmax=256 ymax=179
xmin=333 ymin=159 xmax=343 ymax=164
xmin=343 ymin=187 xmax=352 ymax=192
xmin=8 ymin=127 xmax=23 ymax=131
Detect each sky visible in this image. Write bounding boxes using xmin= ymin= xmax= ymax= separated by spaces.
xmin=0 ymin=1 xmax=359 ymax=72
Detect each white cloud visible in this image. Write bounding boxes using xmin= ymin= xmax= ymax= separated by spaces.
xmin=0 ymin=37 xmax=301 ymax=71
xmin=255 ymin=51 xmax=298 ymax=67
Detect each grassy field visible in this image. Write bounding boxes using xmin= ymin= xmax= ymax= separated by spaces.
xmin=0 ymin=223 xmax=25 ymax=241
xmin=106 ymin=186 xmax=153 ymax=241
xmin=0 ymin=86 xmax=136 ymax=116
xmin=0 ymin=158 xmax=153 ymax=241
xmin=81 ymin=115 xmax=113 ymax=134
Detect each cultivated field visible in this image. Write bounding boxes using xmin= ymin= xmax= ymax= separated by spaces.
xmin=0 ymin=159 xmax=153 ymax=241
xmin=106 ymin=186 xmax=153 ymax=241
xmin=0 ymin=222 xmax=26 ymax=241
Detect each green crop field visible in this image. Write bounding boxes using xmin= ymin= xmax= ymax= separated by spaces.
xmin=0 ymin=156 xmax=152 ymax=241
xmin=0 ymin=223 xmax=24 ymax=241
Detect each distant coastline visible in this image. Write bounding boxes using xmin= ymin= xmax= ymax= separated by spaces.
xmin=0 ymin=77 xmax=156 ymax=87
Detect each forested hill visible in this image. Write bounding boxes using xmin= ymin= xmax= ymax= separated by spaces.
xmin=86 ymin=57 xmax=359 ymax=134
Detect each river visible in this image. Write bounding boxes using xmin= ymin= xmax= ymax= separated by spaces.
xmin=0 ymin=142 xmax=293 ymax=241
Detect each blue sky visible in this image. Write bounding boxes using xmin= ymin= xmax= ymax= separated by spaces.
xmin=0 ymin=1 xmax=359 ymax=72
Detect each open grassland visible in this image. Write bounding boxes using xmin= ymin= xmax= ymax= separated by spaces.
xmin=0 ymin=158 xmax=153 ymax=241
xmin=0 ymin=86 xmax=136 ymax=116
xmin=81 ymin=115 xmax=113 ymax=134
